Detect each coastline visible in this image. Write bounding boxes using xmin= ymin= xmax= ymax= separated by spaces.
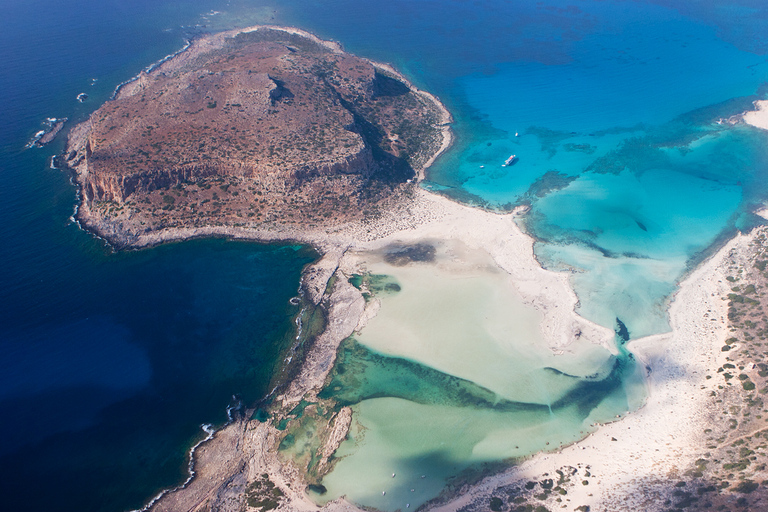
xmin=65 ymin=24 xmax=454 ymax=252
xmin=60 ymin=23 xmax=761 ymax=512
xmin=742 ymin=99 xmax=768 ymax=131
xmin=63 ymin=25 xmax=459 ymax=512
xmin=130 ymin=424 xmax=216 ymax=512
xmin=430 ymin=228 xmax=752 ymax=512
xmin=142 ymin=183 xmax=758 ymax=512
xmin=141 ymin=183 xmax=621 ymax=512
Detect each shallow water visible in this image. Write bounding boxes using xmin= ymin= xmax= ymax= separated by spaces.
xmin=4 ymin=1 xmax=768 ymax=510
xmin=426 ymin=3 xmax=768 ymax=336
xmin=315 ymin=242 xmax=645 ymax=510
xmin=353 ymin=242 xmax=615 ymax=402
xmin=282 ymin=0 xmax=768 ymax=338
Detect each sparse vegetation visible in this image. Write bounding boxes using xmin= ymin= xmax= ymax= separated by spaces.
xmin=245 ymin=474 xmax=284 ymax=511
xmin=66 ymin=28 xmax=445 ymax=242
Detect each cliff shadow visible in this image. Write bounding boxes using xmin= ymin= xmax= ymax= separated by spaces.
xmin=337 ymin=97 xmax=416 ymax=184
xmin=372 ymin=71 xmax=411 ymax=98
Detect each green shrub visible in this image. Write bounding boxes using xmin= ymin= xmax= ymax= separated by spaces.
xmin=734 ymin=480 xmax=759 ymax=493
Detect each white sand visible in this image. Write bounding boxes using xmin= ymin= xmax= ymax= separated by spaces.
xmin=350 ymin=243 xmax=613 ymax=403
xmin=257 ymin=189 xmax=620 ymax=512
xmin=148 ymin=183 xmax=754 ymax=512
xmin=742 ymin=99 xmax=768 ymax=131
xmin=130 ymin=26 xmax=758 ymax=512
xmin=430 ymin=230 xmax=752 ymax=512
xmin=338 ymin=190 xmax=616 ymax=355
xmin=278 ymin=188 xmax=615 ymax=410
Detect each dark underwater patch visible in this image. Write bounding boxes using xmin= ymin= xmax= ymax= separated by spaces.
xmin=383 ymin=243 xmax=437 ymax=266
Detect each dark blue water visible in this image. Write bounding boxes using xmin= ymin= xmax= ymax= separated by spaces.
xmin=4 ymin=1 xmax=768 ymax=511
xmin=0 ymin=2 xmax=315 ymax=511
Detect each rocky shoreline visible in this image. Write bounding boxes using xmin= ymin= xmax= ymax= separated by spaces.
xmin=27 ymin=117 xmax=67 ymax=148
xmin=58 ymin=23 xmax=757 ymax=512
xmin=61 ymin=24 xmax=457 ymax=512
xmin=119 ymin=194 xmax=768 ymax=512
xmin=64 ymin=25 xmax=452 ymax=251
xmin=139 ymin=220 xmax=768 ymax=512
xmin=130 ymin=177 xmax=626 ymax=512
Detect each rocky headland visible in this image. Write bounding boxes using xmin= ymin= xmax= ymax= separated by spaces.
xmin=65 ymin=25 xmax=450 ymax=248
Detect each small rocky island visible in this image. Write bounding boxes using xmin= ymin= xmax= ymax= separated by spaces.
xmin=65 ymin=26 xmax=450 ymax=247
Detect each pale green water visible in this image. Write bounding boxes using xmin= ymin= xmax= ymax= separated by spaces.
xmin=314 ymin=241 xmax=646 ymax=510
xmin=354 ymin=242 xmax=614 ymax=403
xmin=7 ymin=2 xmax=768 ymax=511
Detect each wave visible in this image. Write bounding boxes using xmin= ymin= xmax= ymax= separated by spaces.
xmin=25 ymin=117 xmax=67 ymax=148
xmin=128 ymin=392 xmax=246 ymax=512
xmin=67 ymin=180 xmax=113 ymax=250
xmin=110 ymin=39 xmax=193 ymax=100
xmin=283 ymin=304 xmax=307 ymax=366
xmin=226 ymin=396 xmax=243 ymax=422
xmin=128 ymin=416 xmax=227 ymax=512
xmin=68 ymin=179 xmax=80 ymax=225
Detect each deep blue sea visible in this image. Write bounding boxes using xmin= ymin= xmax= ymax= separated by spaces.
xmin=0 ymin=2 xmax=315 ymax=511
xmin=2 ymin=1 xmax=768 ymax=511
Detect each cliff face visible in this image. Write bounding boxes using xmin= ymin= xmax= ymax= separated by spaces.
xmin=65 ymin=27 xmax=448 ymax=244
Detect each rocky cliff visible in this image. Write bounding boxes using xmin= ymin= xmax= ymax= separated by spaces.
xmin=65 ymin=26 xmax=450 ymax=246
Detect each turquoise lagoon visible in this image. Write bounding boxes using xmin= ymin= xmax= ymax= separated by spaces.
xmin=313 ymin=244 xmax=644 ymax=510
xmin=291 ymin=0 xmax=768 ymax=337
xmin=425 ymin=1 xmax=768 ymax=338
xmin=284 ymin=0 xmax=768 ymax=508
xmin=4 ymin=1 xmax=768 ymax=511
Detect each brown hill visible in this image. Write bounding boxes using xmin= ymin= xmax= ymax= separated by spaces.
xmin=65 ymin=26 xmax=450 ymax=247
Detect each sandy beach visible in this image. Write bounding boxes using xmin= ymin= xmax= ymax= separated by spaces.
xmin=430 ymin=230 xmax=758 ymax=512
xmin=144 ymin=178 xmax=744 ymax=512
xmin=128 ymin=166 xmax=768 ymax=512
xmin=142 ymin=177 xmax=625 ymax=511
xmin=68 ymin=23 xmax=767 ymax=512
xmin=742 ymin=99 xmax=768 ymax=131
xmin=126 ymin=82 xmax=765 ymax=507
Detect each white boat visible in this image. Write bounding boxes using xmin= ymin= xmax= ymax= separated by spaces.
xmin=503 ymin=154 xmax=518 ymax=166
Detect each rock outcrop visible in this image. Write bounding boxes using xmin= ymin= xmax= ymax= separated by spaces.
xmin=65 ymin=26 xmax=450 ymax=246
